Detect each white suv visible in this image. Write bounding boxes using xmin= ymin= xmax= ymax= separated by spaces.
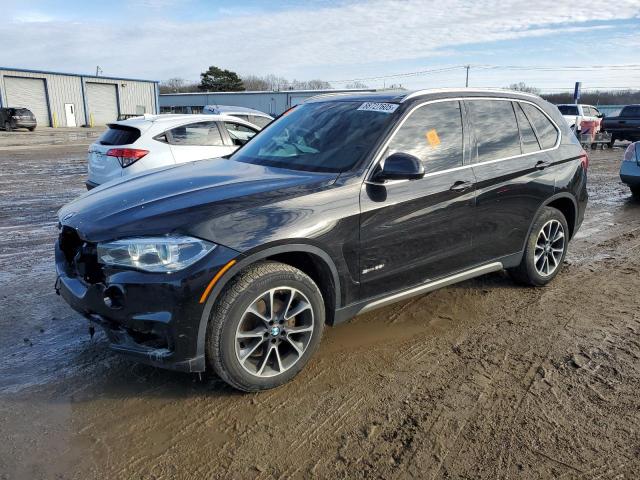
xmin=557 ymin=104 xmax=602 ymax=133
xmin=86 ymin=114 xmax=260 ymax=189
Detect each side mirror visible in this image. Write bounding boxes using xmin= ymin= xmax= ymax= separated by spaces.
xmin=598 ymin=113 xmax=605 ymax=118
xmin=373 ymin=152 xmax=425 ymax=182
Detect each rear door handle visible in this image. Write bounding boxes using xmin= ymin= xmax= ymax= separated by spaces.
xmin=619 ymin=120 xmax=626 ymax=124
xmin=535 ymin=160 xmax=551 ymax=170
xmin=450 ymin=180 xmax=473 ymax=192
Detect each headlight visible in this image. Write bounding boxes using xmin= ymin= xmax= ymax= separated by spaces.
xmin=97 ymin=236 xmax=216 ymax=272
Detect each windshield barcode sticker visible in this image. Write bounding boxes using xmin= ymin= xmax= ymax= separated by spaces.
xmin=357 ymin=102 xmax=399 ymax=114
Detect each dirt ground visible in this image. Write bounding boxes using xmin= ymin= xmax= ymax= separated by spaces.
xmin=0 ymin=141 xmax=639 ymax=479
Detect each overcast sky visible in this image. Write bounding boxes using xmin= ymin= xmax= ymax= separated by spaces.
xmin=2 ymin=0 xmax=640 ymax=92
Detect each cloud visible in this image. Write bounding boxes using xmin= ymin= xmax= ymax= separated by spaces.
xmin=1 ymin=0 xmax=639 ymax=82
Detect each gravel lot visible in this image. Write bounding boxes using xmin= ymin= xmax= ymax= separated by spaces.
xmin=1 ymin=139 xmax=639 ymax=479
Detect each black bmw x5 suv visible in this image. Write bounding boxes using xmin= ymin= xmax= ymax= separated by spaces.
xmin=56 ymin=89 xmax=588 ymax=391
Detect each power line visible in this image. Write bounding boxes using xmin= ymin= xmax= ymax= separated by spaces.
xmin=328 ymin=65 xmax=466 ymax=83
xmin=330 ymin=63 xmax=640 ymax=85
xmin=476 ymin=64 xmax=640 ymax=71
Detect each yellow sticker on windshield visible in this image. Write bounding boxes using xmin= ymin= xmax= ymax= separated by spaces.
xmin=426 ymin=129 xmax=440 ymax=147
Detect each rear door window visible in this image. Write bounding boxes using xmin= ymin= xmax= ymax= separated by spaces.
xmin=467 ymin=100 xmax=521 ymax=162
xmin=514 ymin=102 xmax=541 ymax=154
xmin=521 ymin=104 xmax=559 ymax=149
xmin=168 ymin=121 xmax=224 ymax=146
xmin=386 ymin=100 xmax=463 ymax=173
xmin=99 ymin=125 xmax=141 ymax=146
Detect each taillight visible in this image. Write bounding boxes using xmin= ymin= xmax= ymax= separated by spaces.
xmin=106 ymin=148 xmax=149 ymax=168
xmin=623 ymin=143 xmax=639 ymax=163
xmin=580 ymin=150 xmax=589 ymax=171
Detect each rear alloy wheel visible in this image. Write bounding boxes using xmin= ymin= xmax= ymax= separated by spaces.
xmin=4 ymin=121 xmax=11 ymax=132
xmin=509 ymin=206 xmax=569 ymax=286
xmin=533 ymin=220 xmax=565 ymax=277
xmin=206 ymin=261 xmax=324 ymax=392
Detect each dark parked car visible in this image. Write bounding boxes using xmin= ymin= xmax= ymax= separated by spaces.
xmin=55 ymin=89 xmax=588 ymax=391
xmin=0 ymin=107 xmax=37 ymax=131
xmin=602 ymin=104 xmax=640 ymax=145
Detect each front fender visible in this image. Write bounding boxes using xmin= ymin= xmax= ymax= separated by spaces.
xmin=194 ymin=242 xmax=342 ymax=368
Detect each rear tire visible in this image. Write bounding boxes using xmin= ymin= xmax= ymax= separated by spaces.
xmin=631 ymin=187 xmax=640 ymax=200
xmin=28 ymin=127 xmax=35 ymax=132
xmin=4 ymin=122 xmax=11 ymax=132
xmin=206 ymin=261 xmax=325 ymax=392
xmin=508 ymin=207 xmax=569 ymax=286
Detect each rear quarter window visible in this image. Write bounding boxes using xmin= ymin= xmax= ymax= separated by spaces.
xmin=521 ymin=104 xmax=559 ymax=150
xmin=249 ymin=115 xmax=272 ymax=128
xmin=99 ymin=125 xmax=141 ymax=146
xmin=514 ymin=103 xmax=541 ymax=154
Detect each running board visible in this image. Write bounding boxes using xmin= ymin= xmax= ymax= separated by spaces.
xmin=358 ymin=262 xmax=504 ymax=315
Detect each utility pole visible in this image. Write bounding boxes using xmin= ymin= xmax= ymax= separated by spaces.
xmin=465 ymin=65 xmax=470 ymax=87
xmin=95 ymin=65 xmax=103 ymax=77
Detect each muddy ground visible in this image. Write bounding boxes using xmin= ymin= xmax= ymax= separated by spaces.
xmin=0 ymin=140 xmax=639 ymax=479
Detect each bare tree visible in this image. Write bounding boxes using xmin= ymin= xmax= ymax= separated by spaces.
xmin=507 ymin=82 xmax=540 ymax=94
xmin=159 ymin=77 xmax=200 ymax=94
xmin=542 ymin=89 xmax=640 ymax=105
xmin=242 ymin=75 xmax=271 ymax=91
xmin=241 ymin=74 xmax=332 ymax=91
xmin=345 ymin=81 xmax=369 ymax=89
xmin=305 ymin=79 xmax=332 ymax=90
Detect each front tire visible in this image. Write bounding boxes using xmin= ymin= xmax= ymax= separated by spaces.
xmin=508 ymin=207 xmax=569 ymax=286
xmin=631 ymin=187 xmax=640 ymax=200
xmin=206 ymin=261 xmax=325 ymax=392
xmin=4 ymin=121 xmax=11 ymax=132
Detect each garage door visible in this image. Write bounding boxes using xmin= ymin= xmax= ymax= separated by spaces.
xmin=4 ymin=77 xmax=50 ymax=127
xmin=86 ymin=83 xmax=118 ymax=125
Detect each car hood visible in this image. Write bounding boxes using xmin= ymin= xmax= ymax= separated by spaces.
xmin=58 ymin=158 xmax=339 ymax=243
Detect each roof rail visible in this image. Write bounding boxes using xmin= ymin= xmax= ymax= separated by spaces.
xmin=400 ymin=87 xmax=540 ymax=103
xmin=303 ymin=91 xmax=368 ymax=103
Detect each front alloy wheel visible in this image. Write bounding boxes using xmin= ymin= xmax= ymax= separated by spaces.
xmin=235 ymin=287 xmax=314 ymax=377
xmin=207 ymin=261 xmax=325 ymax=392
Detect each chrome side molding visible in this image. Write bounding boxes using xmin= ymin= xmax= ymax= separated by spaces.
xmin=358 ymin=262 xmax=503 ymax=315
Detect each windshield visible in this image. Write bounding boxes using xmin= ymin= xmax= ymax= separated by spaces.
xmin=558 ymin=105 xmax=579 ymax=116
xmin=230 ymin=101 xmax=395 ymax=173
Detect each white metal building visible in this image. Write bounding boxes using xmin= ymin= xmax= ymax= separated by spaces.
xmin=0 ymin=67 xmax=159 ymax=127
xmin=159 ymin=88 xmax=377 ymax=116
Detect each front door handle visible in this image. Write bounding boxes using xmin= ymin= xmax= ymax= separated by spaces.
xmin=450 ymin=180 xmax=473 ymax=192
xmin=535 ymin=160 xmax=551 ymax=170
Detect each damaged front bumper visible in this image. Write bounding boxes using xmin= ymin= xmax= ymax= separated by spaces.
xmin=54 ymin=237 xmax=240 ymax=373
